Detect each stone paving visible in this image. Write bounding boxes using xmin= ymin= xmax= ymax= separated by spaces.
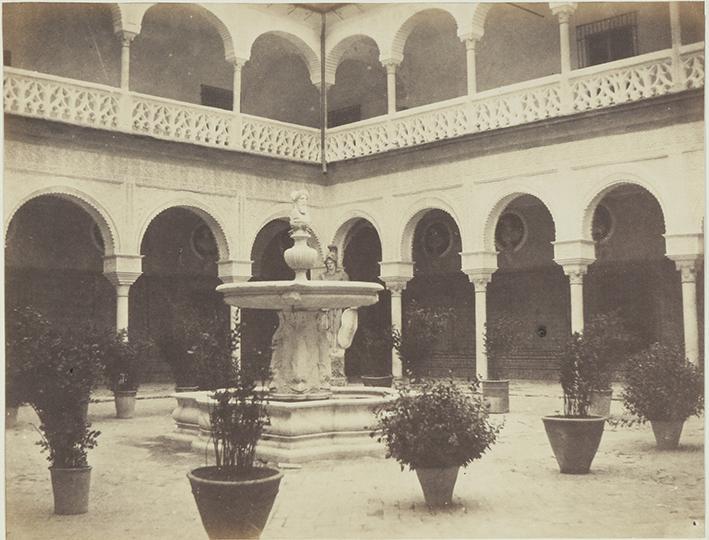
xmin=5 ymin=383 xmax=704 ymax=539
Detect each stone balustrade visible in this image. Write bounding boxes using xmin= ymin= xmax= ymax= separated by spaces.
xmin=4 ymin=42 xmax=704 ymax=164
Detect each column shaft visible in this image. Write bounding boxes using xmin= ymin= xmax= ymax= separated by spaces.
xmin=677 ymin=262 xmax=700 ymax=364
xmin=115 ymin=284 xmax=131 ymax=333
xmin=465 ymin=40 xmax=477 ymax=96
xmin=569 ymin=281 xmax=584 ymax=334
xmin=669 ymin=2 xmax=684 ymax=90
xmin=385 ymin=63 xmax=397 ymax=115
xmin=390 ymin=288 xmax=404 ymax=378
xmin=474 ymin=287 xmax=488 ymax=380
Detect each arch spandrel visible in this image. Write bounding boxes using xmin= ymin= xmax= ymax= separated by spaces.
xmin=330 ymin=211 xmax=384 ymax=258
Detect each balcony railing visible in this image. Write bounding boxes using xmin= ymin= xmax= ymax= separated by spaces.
xmin=3 ymin=43 xmax=704 ymax=165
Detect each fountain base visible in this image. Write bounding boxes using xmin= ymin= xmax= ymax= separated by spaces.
xmin=170 ymin=387 xmax=394 ymax=464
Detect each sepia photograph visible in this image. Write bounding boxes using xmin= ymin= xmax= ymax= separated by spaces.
xmin=2 ymin=1 xmax=705 ymax=538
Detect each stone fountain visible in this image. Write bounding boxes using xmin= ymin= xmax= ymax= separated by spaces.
xmin=171 ymin=190 xmax=392 ymax=463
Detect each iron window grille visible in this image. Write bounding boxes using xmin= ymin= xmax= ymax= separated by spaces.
xmin=576 ymin=12 xmax=638 ymax=68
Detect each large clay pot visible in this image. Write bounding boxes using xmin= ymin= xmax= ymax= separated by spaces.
xmin=188 ymin=466 xmax=283 ymax=539
xmin=589 ymin=389 xmax=612 ymax=417
xmin=542 ymin=415 xmax=605 ymax=474
xmin=415 ymin=466 xmax=459 ymax=507
xmin=50 ymin=466 xmax=92 ymax=514
xmin=650 ymin=419 xmax=685 ymax=450
xmin=114 ymin=390 xmax=137 ymax=419
xmin=482 ymin=380 xmax=509 ymax=414
xmin=5 ymin=406 xmax=19 ymax=429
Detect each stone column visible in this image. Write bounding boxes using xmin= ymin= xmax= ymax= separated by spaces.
xmin=386 ymin=280 xmax=407 ymax=378
xmin=669 ymin=2 xmax=685 ymax=91
xmin=463 ymin=38 xmax=478 ymax=97
xmin=382 ymin=60 xmax=400 ymax=115
xmin=470 ymin=274 xmax=492 ymax=380
xmin=117 ymin=31 xmax=136 ymax=131
xmin=103 ymin=255 xmax=143 ymax=333
xmin=675 ymin=260 xmax=701 ymax=364
xmin=551 ymin=3 xmax=577 ymax=113
xmin=229 ymin=58 xmax=247 ymax=149
xmin=562 ymin=264 xmax=587 ymax=334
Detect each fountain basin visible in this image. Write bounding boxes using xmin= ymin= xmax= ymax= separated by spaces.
xmin=171 ymin=387 xmax=394 ymax=463
xmin=216 ymin=280 xmax=383 ymax=310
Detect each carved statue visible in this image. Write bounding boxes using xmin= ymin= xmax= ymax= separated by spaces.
xmin=317 ymin=245 xmax=358 ymax=386
xmin=289 ymin=190 xmax=311 ymax=231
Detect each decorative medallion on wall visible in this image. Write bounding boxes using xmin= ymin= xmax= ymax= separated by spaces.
xmin=190 ymin=223 xmax=219 ymax=261
xmin=495 ymin=212 xmax=526 ymax=252
xmin=422 ymin=220 xmax=453 ymax=258
xmin=90 ymin=222 xmax=104 ymax=253
xmin=591 ymin=203 xmax=614 ymax=243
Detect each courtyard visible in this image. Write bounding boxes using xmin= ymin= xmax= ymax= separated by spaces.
xmin=6 ymin=382 xmax=704 ymax=539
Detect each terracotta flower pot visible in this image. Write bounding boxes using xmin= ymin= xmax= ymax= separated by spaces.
xmin=542 ymin=415 xmax=605 ymax=474
xmin=114 ymin=390 xmax=137 ymax=419
xmin=50 ymin=466 xmax=92 ymax=515
xmin=650 ymin=419 xmax=685 ymax=450
xmin=415 ymin=466 xmax=459 ymax=507
xmin=589 ymin=389 xmax=613 ymax=417
xmin=188 ymin=466 xmax=283 ymax=539
xmin=482 ymin=379 xmax=509 ymax=414
xmin=361 ymin=375 xmax=393 ymax=388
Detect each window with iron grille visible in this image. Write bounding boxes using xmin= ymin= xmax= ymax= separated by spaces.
xmin=576 ymin=12 xmax=638 ymax=68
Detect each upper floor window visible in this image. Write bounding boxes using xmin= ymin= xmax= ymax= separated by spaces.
xmin=576 ymin=12 xmax=638 ymax=68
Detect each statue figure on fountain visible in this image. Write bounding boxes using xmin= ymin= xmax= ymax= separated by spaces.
xmin=317 ymin=245 xmax=358 ymax=387
xmin=289 ymin=190 xmax=311 ymax=230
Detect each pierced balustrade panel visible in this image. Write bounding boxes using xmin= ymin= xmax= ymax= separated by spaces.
xmin=132 ymin=97 xmax=231 ymax=148
xmin=470 ymin=84 xmax=561 ymax=133
xmin=326 ymin=122 xmax=391 ymax=161
xmin=4 ymin=70 xmax=119 ymax=129
xmin=241 ymin=117 xmax=320 ymax=163
xmin=389 ymin=104 xmax=470 ymax=149
xmin=572 ymin=58 xmax=674 ymax=112
xmin=682 ymin=50 xmax=705 ymax=89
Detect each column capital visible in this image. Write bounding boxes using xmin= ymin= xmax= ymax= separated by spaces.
xmin=384 ymin=280 xmax=407 ymax=296
xmin=380 ymin=56 xmax=402 ymax=73
xmin=218 ymin=259 xmax=253 ymax=284
xmin=674 ymin=258 xmax=702 ymax=283
xmin=313 ymin=81 xmax=334 ymax=93
xmin=117 ymin=30 xmax=137 ymax=46
xmin=550 ymin=2 xmax=577 ymax=23
xmin=459 ymin=32 xmax=483 ymax=50
xmin=562 ymin=264 xmax=588 ymax=285
xmin=231 ymin=57 xmax=248 ymax=71
xmin=464 ymin=271 xmax=493 ymax=292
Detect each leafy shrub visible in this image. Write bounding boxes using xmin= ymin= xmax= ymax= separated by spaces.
xmin=190 ymin=327 xmax=240 ymax=391
xmin=622 ymin=343 xmax=703 ymax=422
xmin=374 ymin=379 xmax=501 ymax=470
xmin=7 ymin=307 xmax=103 ymax=467
xmin=350 ymin=325 xmax=393 ymax=377
xmin=394 ymin=301 xmax=452 ymax=379
xmin=101 ymin=330 xmax=150 ymax=392
xmin=483 ymin=314 xmax=529 ymax=380
xmin=560 ymin=333 xmax=598 ymax=417
xmin=202 ymin=325 xmax=272 ymax=478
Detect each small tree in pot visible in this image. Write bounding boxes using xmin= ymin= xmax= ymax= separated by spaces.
xmin=101 ymin=330 xmax=150 ymax=419
xmin=374 ymin=378 xmax=501 ymax=507
xmin=352 ymin=325 xmax=394 ymax=387
xmin=187 ymin=326 xmax=281 ymax=540
xmin=542 ymin=332 xmax=607 ymax=474
xmin=622 ymin=343 xmax=703 ymax=449
xmin=482 ymin=314 xmax=528 ymax=413
xmin=7 ymin=307 xmax=104 ymax=514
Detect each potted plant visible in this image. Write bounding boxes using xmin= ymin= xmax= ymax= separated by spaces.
xmin=394 ymin=300 xmax=451 ymax=380
xmin=101 ymin=330 xmax=149 ymax=419
xmin=7 ymin=307 xmax=103 ymax=514
xmin=542 ymin=332 xmax=607 ymax=474
xmin=481 ymin=314 xmax=528 ymax=414
xmin=581 ymin=311 xmax=638 ymax=417
xmin=186 ymin=327 xmax=282 ymax=540
xmin=352 ymin=325 xmax=394 ymax=387
xmin=622 ymin=342 xmax=703 ymax=449
xmin=374 ymin=378 xmax=501 ymax=507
